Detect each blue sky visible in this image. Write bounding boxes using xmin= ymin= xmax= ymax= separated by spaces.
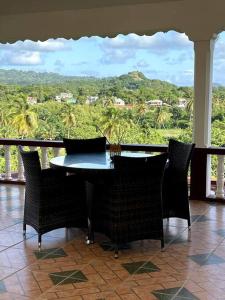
xmin=0 ymin=31 xmax=224 ymax=86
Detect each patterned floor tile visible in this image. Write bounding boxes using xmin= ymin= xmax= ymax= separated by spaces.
xmin=122 ymin=261 xmax=160 ymax=274
xmin=33 ymin=247 xmax=68 ymax=259
xmin=99 ymin=241 xmax=131 ymax=251
xmin=215 ymin=229 xmax=225 ymax=237
xmin=49 ymin=270 xmax=88 ymax=285
xmin=1 ymin=184 xmax=225 ymax=299
xmin=191 ymin=215 xmax=211 ymax=222
xmin=0 ymin=281 xmax=6 ymax=293
xmin=153 ymin=287 xmax=199 ymax=299
xmin=188 ymin=253 xmax=225 ymax=266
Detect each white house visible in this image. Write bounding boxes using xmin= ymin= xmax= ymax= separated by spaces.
xmin=114 ymin=97 xmax=125 ymax=106
xmin=55 ymin=92 xmax=73 ymax=102
xmin=177 ymin=98 xmax=187 ymax=109
xmin=146 ymin=99 xmax=163 ymax=107
xmin=27 ymin=96 xmax=37 ymax=105
xmin=86 ymin=96 xmax=99 ymax=104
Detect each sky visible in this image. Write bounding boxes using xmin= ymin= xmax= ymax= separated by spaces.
xmin=0 ymin=30 xmax=225 ymax=87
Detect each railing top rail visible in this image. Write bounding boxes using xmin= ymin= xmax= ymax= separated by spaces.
xmin=0 ymin=138 xmax=168 ymax=152
xmin=0 ymin=138 xmax=225 ymax=154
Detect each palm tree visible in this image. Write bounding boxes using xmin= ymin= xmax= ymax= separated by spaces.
xmin=100 ymin=107 xmax=133 ymax=143
xmin=155 ymin=107 xmax=172 ymax=129
xmin=62 ymin=104 xmax=76 ymax=138
xmin=136 ymin=102 xmax=148 ymax=125
xmin=10 ymin=96 xmax=38 ymax=138
xmin=103 ymin=97 xmax=114 ymax=108
xmin=186 ymin=98 xmax=194 ymax=123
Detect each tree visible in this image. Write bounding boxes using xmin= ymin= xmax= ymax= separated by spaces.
xmin=10 ymin=95 xmax=38 ymax=138
xmin=100 ymin=107 xmax=133 ymax=144
xmin=62 ymin=104 xmax=77 ymax=138
xmin=154 ymin=107 xmax=172 ymax=129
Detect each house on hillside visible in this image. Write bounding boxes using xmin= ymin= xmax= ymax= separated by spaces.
xmin=146 ymin=99 xmax=163 ymax=107
xmin=27 ymin=96 xmax=37 ymax=105
xmin=86 ymin=96 xmax=99 ymax=104
xmin=55 ymin=92 xmax=73 ymax=102
xmin=114 ymin=97 xmax=125 ymax=106
xmin=177 ymin=98 xmax=187 ymax=109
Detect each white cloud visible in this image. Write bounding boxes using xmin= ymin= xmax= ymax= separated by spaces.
xmin=99 ymin=31 xmax=192 ymax=65
xmin=101 ymin=32 xmax=192 ymax=54
xmin=0 ymin=39 xmax=72 ymax=67
xmin=1 ymin=51 xmax=42 ymax=65
xmin=0 ymin=38 xmax=71 ymax=52
xmin=100 ymin=48 xmax=136 ymax=64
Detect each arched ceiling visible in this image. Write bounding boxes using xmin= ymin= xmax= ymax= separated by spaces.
xmin=0 ymin=0 xmax=182 ymax=15
xmin=0 ymin=0 xmax=223 ymax=43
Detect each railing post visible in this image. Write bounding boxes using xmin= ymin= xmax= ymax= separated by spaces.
xmin=216 ymin=155 xmax=225 ymax=199
xmin=17 ymin=147 xmax=25 ymax=181
xmin=4 ymin=145 xmax=12 ymax=180
xmin=190 ymin=149 xmax=207 ymax=200
xmin=53 ymin=147 xmax=60 ymax=157
xmin=41 ymin=147 xmax=48 ymax=169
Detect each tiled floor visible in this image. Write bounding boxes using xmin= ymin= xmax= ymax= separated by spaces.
xmin=0 ymin=185 xmax=225 ymax=299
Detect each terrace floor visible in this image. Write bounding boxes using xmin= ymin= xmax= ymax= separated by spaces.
xmin=0 ymin=185 xmax=225 ymax=300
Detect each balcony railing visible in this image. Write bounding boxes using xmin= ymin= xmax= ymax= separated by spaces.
xmin=0 ymin=138 xmax=225 ymax=201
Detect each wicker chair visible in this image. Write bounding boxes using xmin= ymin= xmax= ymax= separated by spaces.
xmin=93 ymin=153 xmax=167 ymax=258
xmin=162 ymin=139 xmax=195 ymax=227
xmin=63 ymin=137 xmax=107 ymax=243
xmin=63 ymin=137 xmax=106 ymax=154
xmin=19 ymin=146 xmax=87 ymax=248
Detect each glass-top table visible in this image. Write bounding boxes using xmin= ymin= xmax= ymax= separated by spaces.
xmin=50 ymin=151 xmax=150 ymax=172
xmin=50 ymin=151 xmax=151 ymax=245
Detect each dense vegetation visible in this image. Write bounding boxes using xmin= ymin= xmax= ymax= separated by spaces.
xmin=0 ymin=69 xmax=225 ymax=173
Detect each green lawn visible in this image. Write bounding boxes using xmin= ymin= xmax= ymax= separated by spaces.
xmin=156 ymin=128 xmax=183 ymax=138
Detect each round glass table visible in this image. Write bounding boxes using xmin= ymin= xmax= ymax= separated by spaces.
xmin=50 ymin=151 xmax=150 ymax=172
xmin=50 ymin=151 xmax=151 ymax=244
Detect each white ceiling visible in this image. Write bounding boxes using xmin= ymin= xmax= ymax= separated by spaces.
xmin=0 ymin=0 xmax=223 ymax=43
xmin=0 ymin=0 xmax=181 ymax=15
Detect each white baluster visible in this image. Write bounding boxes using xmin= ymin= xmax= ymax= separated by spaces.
xmin=216 ymin=155 xmax=225 ymax=199
xmin=4 ymin=145 xmax=12 ymax=180
xmin=17 ymin=147 xmax=25 ymax=181
xmin=53 ymin=147 xmax=60 ymax=157
xmin=41 ymin=147 xmax=48 ymax=169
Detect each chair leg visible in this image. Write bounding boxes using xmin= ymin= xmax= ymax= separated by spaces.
xmin=114 ymin=245 xmax=119 ymax=259
xmin=188 ymin=216 xmax=191 ymax=229
xmin=23 ymin=223 xmax=26 ymax=237
xmin=38 ymin=234 xmax=42 ymax=250
xmin=86 ymin=181 xmax=94 ymax=245
xmin=161 ymin=238 xmax=165 ymax=251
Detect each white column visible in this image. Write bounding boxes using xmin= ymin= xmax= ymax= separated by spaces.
xmin=53 ymin=147 xmax=60 ymax=157
xmin=4 ymin=145 xmax=12 ymax=180
xmin=17 ymin=147 xmax=25 ymax=181
xmin=216 ymin=155 xmax=225 ymax=199
xmin=41 ymin=147 xmax=48 ymax=169
xmin=193 ymin=38 xmax=216 ymax=197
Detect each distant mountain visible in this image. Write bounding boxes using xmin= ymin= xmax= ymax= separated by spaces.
xmin=0 ymin=69 xmax=223 ymax=88
xmin=0 ymin=69 xmax=176 ymax=88
xmin=0 ymin=69 xmax=93 ymax=85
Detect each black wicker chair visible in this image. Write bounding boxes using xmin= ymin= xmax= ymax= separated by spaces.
xmin=63 ymin=137 xmax=106 ymax=154
xmin=19 ymin=146 xmax=87 ymax=248
xmin=93 ymin=153 xmax=167 ymax=258
xmin=162 ymin=139 xmax=195 ymax=227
